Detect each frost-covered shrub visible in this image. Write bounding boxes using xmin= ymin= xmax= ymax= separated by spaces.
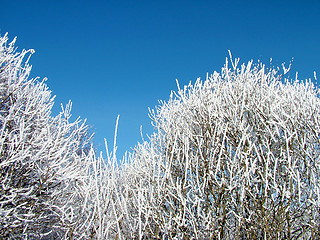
xmin=3 ymin=32 xmax=319 ymax=239
xmin=0 ymin=33 xmax=130 ymax=240
xmin=126 ymin=54 xmax=320 ymax=239
xmin=0 ymin=33 xmax=96 ymax=239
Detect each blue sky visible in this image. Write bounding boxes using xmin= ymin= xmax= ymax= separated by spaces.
xmin=1 ymin=0 xmax=319 ymax=157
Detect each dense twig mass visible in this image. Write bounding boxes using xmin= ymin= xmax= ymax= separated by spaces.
xmin=1 ymin=34 xmax=319 ymax=239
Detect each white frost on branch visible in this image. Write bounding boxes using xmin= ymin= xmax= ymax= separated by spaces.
xmin=1 ymin=32 xmax=319 ymax=239
xmin=121 ymin=52 xmax=320 ymax=239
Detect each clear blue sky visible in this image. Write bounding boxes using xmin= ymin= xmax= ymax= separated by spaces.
xmin=1 ymin=0 xmax=319 ymax=157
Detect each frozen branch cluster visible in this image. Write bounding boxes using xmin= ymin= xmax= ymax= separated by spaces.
xmin=0 ymin=34 xmax=110 ymax=239
xmin=0 ymin=33 xmax=94 ymax=238
xmin=1 ymin=33 xmax=320 ymax=239
xmin=124 ymin=56 xmax=320 ymax=238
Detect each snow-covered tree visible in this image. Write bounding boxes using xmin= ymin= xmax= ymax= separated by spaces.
xmin=0 ymin=33 xmax=97 ymax=239
xmin=0 ymin=33 xmax=133 ymax=240
xmin=124 ymin=54 xmax=320 ymax=239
